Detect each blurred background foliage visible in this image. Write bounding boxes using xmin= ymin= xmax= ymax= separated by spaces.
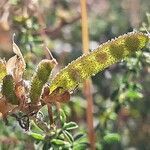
xmin=0 ymin=0 xmax=150 ymax=149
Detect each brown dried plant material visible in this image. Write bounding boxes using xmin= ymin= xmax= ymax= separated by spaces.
xmin=12 ymin=40 xmax=26 ymax=82
xmin=15 ymin=81 xmax=26 ymax=101
xmin=43 ymin=87 xmax=70 ymax=104
xmin=6 ymin=55 xmax=18 ymax=76
xmin=12 ymin=40 xmax=26 ymax=68
xmin=0 ymin=98 xmax=14 ymax=119
xmin=6 ymin=40 xmax=26 ymax=82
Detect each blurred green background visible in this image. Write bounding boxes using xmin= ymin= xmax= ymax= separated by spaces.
xmin=0 ymin=0 xmax=150 ymax=149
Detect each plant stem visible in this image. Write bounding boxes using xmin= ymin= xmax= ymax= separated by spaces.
xmin=80 ymin=0 xmax=95 ymax=149
xmin=47 ymin=104 xmax=54 ymax=126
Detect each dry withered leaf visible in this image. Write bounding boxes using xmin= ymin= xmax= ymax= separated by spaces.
xmin=6 ymin=55 xmax=17 ymax=75
xmin=0 ymin=98 xmax=14 ymax=118
xmin=13 ymin=41 xmax=26 ymax=68
xmin=44 ymin=87 xmax=70 ymax=103
xmin=6 ymin=41 xmax=26 ymax=82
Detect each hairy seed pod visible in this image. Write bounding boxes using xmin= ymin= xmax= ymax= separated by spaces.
xmin=50 ymin=32 xmax=149 ymax=93
xmin=2 ymin=75 xmax=19 ymax=105
xmin=30 ymin=59 xmax=56 ymax=103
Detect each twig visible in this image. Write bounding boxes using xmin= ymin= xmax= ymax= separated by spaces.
xmin=47 ymin=104 xmax=54 ymax=127
xmin=80 ymin=0 xmax=95 ymax=149
xmin=34 ymin=15 xmax=80 ymax=39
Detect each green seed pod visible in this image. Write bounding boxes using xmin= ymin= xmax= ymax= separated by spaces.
xmin=30 ymin=59 xmax=56 ymax=103
xmin=50 ymin=32 xmax=149 ymax=92
xmin=2 ymin=75 xmax=19 ymax=105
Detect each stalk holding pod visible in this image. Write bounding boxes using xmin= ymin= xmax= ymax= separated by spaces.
xmin=30 ymin=59 xmax=56 ymax=103
xmin=50 ymin=31 xmax=149 ymax=93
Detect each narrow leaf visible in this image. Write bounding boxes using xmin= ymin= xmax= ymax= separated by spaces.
xmin=63 ymin=122 xmax=78 ymax=130
xmin=60 ymin=109 xmax=67 ymax=124
xmin=103 ymin=133 xmax=121 ymax=144
xmin=62 ymin=130 xmax=74 ymax=143
xmin=29 ymin=132 xmax=45 ymax=140
xmin=51 ymin=139 xmax=70 ymax=146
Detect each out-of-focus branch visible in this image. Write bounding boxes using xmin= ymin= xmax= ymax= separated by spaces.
xmin=36 ymin=15 xmax=81 ymax=39
xmin=80 ymin=0 xmax=95 ymax=149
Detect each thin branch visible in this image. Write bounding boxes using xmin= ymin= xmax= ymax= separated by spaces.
xmin=34 ymin=15 xmax=81 ymax=39
xmin=47 ymin=104 xmax=54 ymax=127
xmin=80 ymin=0 xmax=95 ymax=149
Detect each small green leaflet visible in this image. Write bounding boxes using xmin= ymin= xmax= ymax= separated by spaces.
xmin=50 ymin=31 xmax=149 ymax=93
